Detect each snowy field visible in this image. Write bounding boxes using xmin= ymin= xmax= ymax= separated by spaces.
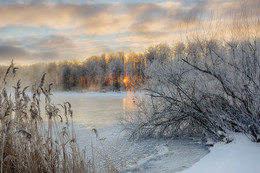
xmin=51 ymin=92 xmax=260 ymax=173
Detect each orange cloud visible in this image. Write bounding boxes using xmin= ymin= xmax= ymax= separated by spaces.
xmin=0 ymin=3 xmax=78 ymax=29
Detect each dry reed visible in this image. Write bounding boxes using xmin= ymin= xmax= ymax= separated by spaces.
xmin=0 ymin=62 xmax=119 ymax=173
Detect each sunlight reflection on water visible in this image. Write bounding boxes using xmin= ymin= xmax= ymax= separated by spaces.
xmin=48 ymin=92 xmax=136 ymax=129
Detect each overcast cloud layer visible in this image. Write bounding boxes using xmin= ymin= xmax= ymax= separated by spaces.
xmin=0 ymin=0 xmax=259 ymax=65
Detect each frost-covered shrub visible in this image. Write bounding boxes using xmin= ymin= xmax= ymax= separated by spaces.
xmin=123 ymin=39 xmax=260 ymax=142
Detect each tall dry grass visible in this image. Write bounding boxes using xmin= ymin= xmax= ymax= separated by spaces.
xmin=0 ymin=61 xmax=118 ymax=173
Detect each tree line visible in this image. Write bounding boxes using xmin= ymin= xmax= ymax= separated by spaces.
xmin=0 ymin=43 xmax=175 ymax=92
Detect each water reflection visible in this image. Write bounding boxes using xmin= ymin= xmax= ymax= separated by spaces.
xmin=48 ymin=92 xmax=135 ymax=129
xmin=123 ymin=92 xmax=137 ymax=114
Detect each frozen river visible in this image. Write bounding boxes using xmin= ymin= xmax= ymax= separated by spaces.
xmin=49 ymin=92 xmax=208 ymax=173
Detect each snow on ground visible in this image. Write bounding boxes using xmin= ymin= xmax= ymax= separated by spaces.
xmin=75 ymin=125 xmax=208 ymax=173
xmin=179 ymin=133 xmax=260 ymax=173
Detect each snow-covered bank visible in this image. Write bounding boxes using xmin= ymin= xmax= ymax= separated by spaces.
xmin=179 ymin=133 xmax=260 ymax=173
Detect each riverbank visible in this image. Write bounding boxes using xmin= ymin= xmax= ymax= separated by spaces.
xmin=179 ymin=133 xmax=260 ymax=173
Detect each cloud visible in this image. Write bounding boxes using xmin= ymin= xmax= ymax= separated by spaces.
xmin=0 ymin=34 xmax=114 ymax=65
xmin=115 ymin=32 xmax=180 ymax=44
xmin=0 ymin=45 xmax=30 ymax=60
xmin=0 ymin=1 xmax=258 ymax=36
xmin=38 ymin=35 xmax=75 ymax=50
xmin=0 ymin=1 xmax=203 ymax=35
xmin=0 ymin=3 xmax=77 ymax=29
xmin=0 ymin=0 xmax=259 ymax=65
xmin=0 ymin=2 xmax=132 ymax=35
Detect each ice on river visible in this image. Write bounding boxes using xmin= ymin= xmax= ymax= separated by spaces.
xmin=50 ymin=92 xmax=208 ymax=173
xmin=75 ymin=125 xmax=208 ymax=173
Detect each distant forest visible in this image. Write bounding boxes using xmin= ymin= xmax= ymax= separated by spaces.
xmin=0 ymin=43 xmax=174 ymax=91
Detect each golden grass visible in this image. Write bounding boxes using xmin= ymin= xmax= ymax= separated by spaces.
xmin=0 ymin=61 xmax=119 ymax=173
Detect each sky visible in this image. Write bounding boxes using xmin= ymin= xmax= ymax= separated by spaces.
xmin=0 ymin=0 xmax=259 ymax=65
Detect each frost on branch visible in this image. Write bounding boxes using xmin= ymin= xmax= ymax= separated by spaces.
xmin=123 ymin=39 xmax=260 ymax=142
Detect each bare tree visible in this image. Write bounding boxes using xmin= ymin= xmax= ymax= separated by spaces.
xmin=122 ymin=38 xmax=260 ymax=142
